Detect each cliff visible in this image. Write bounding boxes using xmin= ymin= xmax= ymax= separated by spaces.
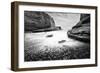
xmin=67 ymin=14 xmax=90 ymax=42
xmin=24 ymin=11 xmax=61 ymax=32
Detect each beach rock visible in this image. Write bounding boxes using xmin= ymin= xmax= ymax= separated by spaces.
xmin=67 ymin=14 xmax=90 ymax=42
xmin=24 ymin=11 xmax=55 ymax=32
xmin=46 ymin=34 xmax=53 ymax=38
xmin=58 ymin=40 xmax=66 ymax=44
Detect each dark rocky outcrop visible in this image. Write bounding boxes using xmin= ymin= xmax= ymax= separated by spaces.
xmin=24 ymin=11 xmax=61 ymax=32
xmin=67 ymin=14 xmax=90 ymax=42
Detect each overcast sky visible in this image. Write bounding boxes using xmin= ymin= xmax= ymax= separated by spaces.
xmin=47 ymin=12 xmax=80 ymax=32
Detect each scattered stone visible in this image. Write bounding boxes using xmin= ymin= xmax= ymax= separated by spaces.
xmin=46 ymin=34 xmax=53 ymax=38
xmin=58 ymin=40 xmax=66 ymax=43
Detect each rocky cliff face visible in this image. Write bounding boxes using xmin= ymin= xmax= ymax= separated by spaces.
xmin=24 ymin=11 xmax=55 ymax=32
xmin=67 ymin=14 xmax=90 ymax=42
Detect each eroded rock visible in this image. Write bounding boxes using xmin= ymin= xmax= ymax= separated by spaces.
xmin=67 ymin=14 xmax=90 ymax=42
xmin=24 ymin=11 xmax=55 ymax=32
xmin=24 ymin=11 xmax=62 ymax=33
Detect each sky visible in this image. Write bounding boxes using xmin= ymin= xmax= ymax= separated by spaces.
xmin=47 ymin=12 xmax=80 ymax=31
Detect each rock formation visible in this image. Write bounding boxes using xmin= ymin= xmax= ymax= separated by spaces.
xmin=24 ymin=11 xmax=61 ymax=32
xmin=67 ymin=14 xmax=90 ymax=42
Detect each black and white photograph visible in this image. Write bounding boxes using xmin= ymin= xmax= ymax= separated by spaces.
xmin=24 ymin=11 xmax=90 ymax=61
xmin=11 ymin=1 xmax=97 ymax=71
